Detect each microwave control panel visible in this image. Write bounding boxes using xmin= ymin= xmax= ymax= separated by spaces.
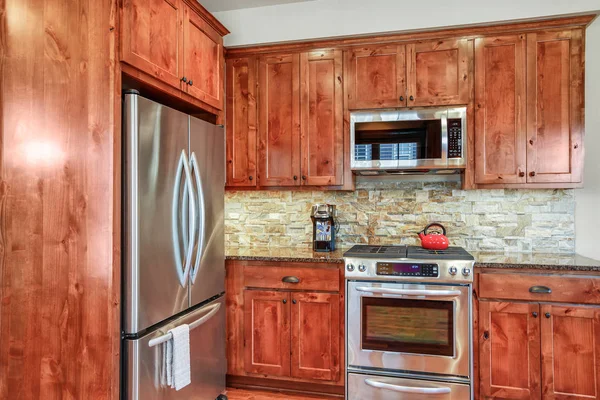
xmin=376 ymin=262 xmax=439 ymax=277
xmin=448 ymin=118 xmax=462 ymax=158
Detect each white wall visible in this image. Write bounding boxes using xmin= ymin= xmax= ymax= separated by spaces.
xmin=214 ymin=0 xmax=599 ymax=47
xmin=576 ymin=20 xmax=600 ymax=260
xmin=212 ymin=1 xmax=600 ymax=258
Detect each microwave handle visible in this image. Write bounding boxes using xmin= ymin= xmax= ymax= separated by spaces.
xmin=365 ymin=379 xmax=451 ymax=394
xmin=356 ymin=286 xmax=462 ymax=297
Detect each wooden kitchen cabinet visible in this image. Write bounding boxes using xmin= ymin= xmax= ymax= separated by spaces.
xmin=479 ymin=301 xmax=541 ymax=399
xmin=477 ymin=272 xmax=600 ymax=400
xmin=226 ymin=260 xmax=344 ymax=395
xmin=474 ymin=29 xmax=584 ymax=188
xmin=121 ymin=0 xmax=228 ymax=112
xmin=226 ymin=57 xmax=258 ymax=187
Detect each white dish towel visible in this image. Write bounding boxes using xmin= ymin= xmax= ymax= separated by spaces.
xmin=162 ymin=324 xmax=191 ymax=391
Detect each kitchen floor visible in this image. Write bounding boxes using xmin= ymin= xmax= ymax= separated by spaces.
xmin=225 ymin=388 xmax=339 ymax=399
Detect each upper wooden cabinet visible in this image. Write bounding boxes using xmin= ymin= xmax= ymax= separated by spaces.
xmin=345 ymin=45 xmax=407 ymax=109
xmin=474 ymin=34 xmax=527 ymax=185
xmin=475 ymin=29 xmax=584 ymax=187
xmin=407 ymin=39 xmax=470 ymax=106
xmin=258 ymin=54 xmax=302 ymax=187
xmin=226 ymin=57 xmax=258 ymax=187
xmin=121 ymin=0 xmax=228 ymax=111
xmin=345 ymin=39 xmax=470 ymax=109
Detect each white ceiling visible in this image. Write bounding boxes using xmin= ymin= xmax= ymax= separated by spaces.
xmin=199 ymin=0 xmax=315 ymax=13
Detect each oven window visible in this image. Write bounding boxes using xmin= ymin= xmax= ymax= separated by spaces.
xmin=354 ymin=119 xmax=442 ymax=161
xmin=361 ymin=297 xmax=454 ymax=356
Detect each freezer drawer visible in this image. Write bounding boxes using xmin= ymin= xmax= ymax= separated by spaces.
xmin=123 ymin=296 xmax=226 ymax=400
xmin=348 ymin=373 xmax=470 ymax=400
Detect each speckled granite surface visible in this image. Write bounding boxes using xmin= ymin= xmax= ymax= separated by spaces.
xmin=225 ymin=247 xmax=600 ymax=272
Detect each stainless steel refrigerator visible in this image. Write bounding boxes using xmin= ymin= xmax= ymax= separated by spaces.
xmin=121 ymin=91 xmax=226 ymax=400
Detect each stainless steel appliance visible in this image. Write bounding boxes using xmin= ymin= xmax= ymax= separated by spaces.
xmin=311 ymin=204 xmax=337 ymax=252
xmin=122 ymin=91 xmax=226 ymax=400
xmin=344 ymin=245 xmax=475 ymax=399
xmin=350 ymin=107 xmax=467 ymax=175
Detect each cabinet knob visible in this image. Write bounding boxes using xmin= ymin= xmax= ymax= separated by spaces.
xmin=530 ymin=171 xmax=536 ymax=177
xmin=483 ymin=331 xmax=489 ymax=340
xmin=292 ymin=299 xmax=297 ymax=305
xmin=282 ymin=299 xmax=287 ymax=304
xmin=545 ymin=312 xmax=551 ymax=319
xmin=248 ymin=176 xmax=253 ymax=181
xmin=302 ymin=175 xmax=306 ymax=180
xmin=188 ymin=80 xmax=193 ymax=86
xmin=181 ymin=76 xmax=187 ymax=83
xmin=519 ymin=171 xmax=525 ymax=177
xmin=293 ymin=175 xmax=298 ymax=180
xmin=409 ymin=95 xmax=415 ymax=101
xmin=532 ymin=312 xmax=538 ymax=318
xmin=399 ymin=96 xmax=404 ymax=101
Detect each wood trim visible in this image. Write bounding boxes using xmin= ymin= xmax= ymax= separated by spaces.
xmin=181 ymin=0 xmax=230 ymax=36
xmin=226 ymin=375 xmax=345 ymax=396
xmin=474 ymin=182 xmax=584 ymax=189
xmin=225 ymin=14 xmax=596 ymax=57
xmin=226 ymin=261 xmax=246 ymax=376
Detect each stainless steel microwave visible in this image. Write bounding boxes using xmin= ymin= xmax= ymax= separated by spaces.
xmin=350 ymin=107 xmax=467 ymax=175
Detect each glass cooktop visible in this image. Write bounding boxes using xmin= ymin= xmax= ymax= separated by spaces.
xmin=343 ymin=245 xmax=474 ymax=261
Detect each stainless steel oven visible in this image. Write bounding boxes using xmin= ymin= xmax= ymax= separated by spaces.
xmin=350 ymin=107 xmax=467 ymax=174
xmin=347 ymin=281 xmax=471 ymax=378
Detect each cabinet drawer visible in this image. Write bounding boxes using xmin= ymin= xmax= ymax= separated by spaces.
xmin=479 ymin=273 xmax=600 ymax=304
xmin=243 ymin=265 xmax=340 ymax=292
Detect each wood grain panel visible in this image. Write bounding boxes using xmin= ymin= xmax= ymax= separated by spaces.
xmin=300 ymin=50 xmax=343 ymax=186
xmin=227 ymin=262 xmax=246 ymax=376
xmin=121 ymin=0 xmax=184 ymax=89
xmin=244 ymin=290 xmax=291 ymax=377
xmin=474 ymin=35 xmax=527 ymax=185
xmin=243 ymin=265 xmax=339 ymax=292
xmin=345 ymin=45 xmax=406 ymax=109
xmin=226 ymin=387 xmax=339 ymax=399
xmin=0 ymin=0 xmax=120 ymax=398
xmin=407 ymin=38 xmax=470 ymax=106
xmin=226 ymin=57 xmax=258 ymax=187
xmin=526 ymin=29 xmax=584 ymax=184
xmin=291 ymin=293 xmax=339 ymax=382
xmin=479 ymin=273 xmax=600 ymax=305
xmin=541 ymin=305 xmax=600 ymax=399
xmin=258 ymin=54 xmax=301 ymax=187
xmin=183 ymin=3 xmax=224 ymax=110
xmin=479 ymin=302 xmax=541 ymax=399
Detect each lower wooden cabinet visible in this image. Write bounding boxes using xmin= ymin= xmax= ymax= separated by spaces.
xmin=227 ymin=260 xmax=344 ymax=395
xmin=478 ymin=274 xmax=600 ymax=400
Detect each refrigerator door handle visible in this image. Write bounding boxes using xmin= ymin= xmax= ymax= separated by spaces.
xmin=147 ymin=302 xmax=221 ymax=348
xmin=171 ymin=150 xmax=197 ymax=288
xmin=189 ymin=152 xmax=205 ymax=285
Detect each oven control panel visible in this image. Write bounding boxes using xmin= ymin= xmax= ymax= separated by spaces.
xmin=376 ymin=262 xmax=439 ymax=277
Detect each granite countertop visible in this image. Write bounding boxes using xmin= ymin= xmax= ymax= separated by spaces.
xmin=226 ymin=247 xmax=600 ymax=272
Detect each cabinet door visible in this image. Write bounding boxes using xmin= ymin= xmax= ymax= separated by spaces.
xmin=406 ymin=39 xmax=470 ymax=106
xmin=480 ymin=301 xmax=541 ymax=399
xmin=526 ymin=30 xmax=584 ymax=184
xmin=121 ymin=0 xmax=184 ymax=89
xmin=541 ymin=305 xmax=600 ymax=400
xmin=474 ymin=35 xmax=527 ymax=185
xmin=258 ymin=54 xmax=301 ymax=187
xmin=243 ymin=290 xmax=291 ymax=377
xmin=345 ymin=45 xmax=406 ymax=109
xmin=291 ymin=293 xmax=340 ymax=381
xmin=182 ymin=5 xmax=224 ymax=110
xmin=226 ymin=57 xmax=257 ymax=187
xmin=300 ymin=50 xmax=344 ymax=186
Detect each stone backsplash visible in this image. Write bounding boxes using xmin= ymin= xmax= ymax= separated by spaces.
xmin=225 ymin=180 xmax=575 ymax=253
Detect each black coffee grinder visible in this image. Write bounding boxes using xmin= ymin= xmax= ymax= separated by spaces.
xmin=311 ymin=204 xmax=337 ymax=252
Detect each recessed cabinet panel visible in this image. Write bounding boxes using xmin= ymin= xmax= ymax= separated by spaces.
xmin=526 ymin=30 xmax=583 ymax=184
xmin=121 ymin=0 xmax=183 ymax=89
xmin=474 ymin=35 xmax=527 ymax=185
xmin=226 ymin=57 xmax=257 ymax=187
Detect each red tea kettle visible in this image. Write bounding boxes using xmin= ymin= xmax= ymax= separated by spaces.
xmin=417 ymin=223 xmax=450 ymax=250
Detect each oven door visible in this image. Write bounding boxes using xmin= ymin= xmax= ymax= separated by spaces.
xmin=347 ymin=281 xmax=471 ymax=378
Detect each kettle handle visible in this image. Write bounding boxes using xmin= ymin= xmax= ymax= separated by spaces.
xmin=422 ymin=223 xmax=447 ymax=236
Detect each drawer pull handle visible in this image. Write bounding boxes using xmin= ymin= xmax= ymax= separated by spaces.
xmin=282 ymin=276 xmax=300 ymax=284
xmin=529 ymin=286 xmax=552 ymax=294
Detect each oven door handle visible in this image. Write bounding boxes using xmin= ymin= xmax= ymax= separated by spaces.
xmin=356 ymin=286 xmax=462 ymax=297
xmin=365 ymin=378 xmax=452 ymax=394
